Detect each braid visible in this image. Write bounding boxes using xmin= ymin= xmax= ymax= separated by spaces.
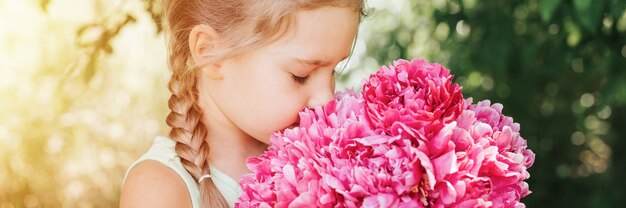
xmin=164 ymin=20 xmax=229 ymax=207
xmin=161 ymin=1 xmax=368 ymax=207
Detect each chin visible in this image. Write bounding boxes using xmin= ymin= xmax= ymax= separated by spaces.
xmin=259 ymin=138 xmax=271 ymax=145
xmin=272 ymin=123 xmax=297 ymax=136
xmin=250 ymin=135 xmax=270 ymax=145
xmin=259 ymin=122 xmax=300 ymax=144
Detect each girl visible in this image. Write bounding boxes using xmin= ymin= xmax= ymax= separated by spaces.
xmin=120 ymin=0 xmax=368 ymax=207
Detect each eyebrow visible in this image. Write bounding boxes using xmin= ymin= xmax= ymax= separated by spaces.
xmin=292 ymin=55 xmax=350 ymax=67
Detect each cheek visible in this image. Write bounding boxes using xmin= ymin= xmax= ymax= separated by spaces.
xmin=233 ymin=64 xmax=307 ymax=135
xmin=247 ymin=85 xmax=305 ymax=141
xmin=255 ymin=77 xmax=306 ymax=123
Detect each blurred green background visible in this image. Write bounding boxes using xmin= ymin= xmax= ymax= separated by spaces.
xmin=1 ymin=0 xmax=624 ymax=207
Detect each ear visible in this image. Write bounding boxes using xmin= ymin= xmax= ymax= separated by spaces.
xmin=189 ymin=24 xmax=223 ymax=80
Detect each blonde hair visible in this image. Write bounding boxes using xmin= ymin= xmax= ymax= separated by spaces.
xmin=162 ymin=0 xmax=368 ymax=207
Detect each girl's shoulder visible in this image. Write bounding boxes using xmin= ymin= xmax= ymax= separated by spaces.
xmin=120 ymin=160 xmax=192 ymax=207
xmin=120 ymin=136 xmax=201 ymax=208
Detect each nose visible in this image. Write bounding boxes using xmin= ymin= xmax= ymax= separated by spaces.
xmin=306 ymin=84 xmax=335 ymax=108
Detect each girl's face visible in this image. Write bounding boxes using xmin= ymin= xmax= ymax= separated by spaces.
xmin=201 ymin=6 xmax=360 ymax=143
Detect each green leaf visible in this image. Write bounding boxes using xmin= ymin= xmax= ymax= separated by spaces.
xmin=610 ymin=0 xmax=626 ymax=20
xmin=573 ymin=0 xmax=606 ymax=32
xmin=540 ymin=0 xmax=561 ymax=23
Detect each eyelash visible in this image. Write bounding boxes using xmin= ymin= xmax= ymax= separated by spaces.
xmin=291 ymin=74 xmax=309 ymax=85
xmin=291 ymin=69 xmax=338 ymax=85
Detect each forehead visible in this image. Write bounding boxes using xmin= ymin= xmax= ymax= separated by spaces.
xmin=265 ymin=7 xmax=360 ymax=63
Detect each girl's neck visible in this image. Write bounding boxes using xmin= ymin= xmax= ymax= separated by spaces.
xmin=205 ymin=126 xmax=267 ymax=181
xmin=196 ymin=73 xmax=268 ymax=181
xmin=197 ymin=91 xmax=268 ymax=181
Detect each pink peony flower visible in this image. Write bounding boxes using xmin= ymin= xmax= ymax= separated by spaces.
xmin=237 ymin=58 xmax=535 ymax=208
xmin=361 ymin=58 xmax=465 ymax=140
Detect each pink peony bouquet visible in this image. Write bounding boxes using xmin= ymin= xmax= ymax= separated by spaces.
xmin=236 ymin=58 xmax=535 ymax=208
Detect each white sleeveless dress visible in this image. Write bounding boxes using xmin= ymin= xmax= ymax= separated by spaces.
xmin=123 ymin=136 xmax=243 ymax=207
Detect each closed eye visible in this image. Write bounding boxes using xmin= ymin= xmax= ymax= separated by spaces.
xmin=291 ymin=74 xmax=309 ymax=85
